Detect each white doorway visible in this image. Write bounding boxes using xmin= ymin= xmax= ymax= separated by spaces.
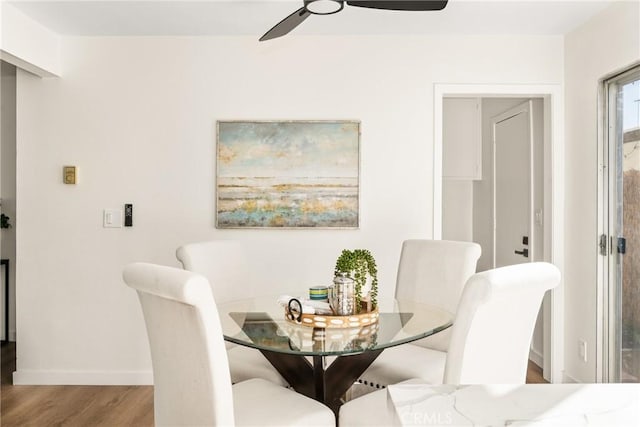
xmin=435 ymin=84 xmax=565 ymax=383
xmin=443 ymin=97 xmax=546 ymax=377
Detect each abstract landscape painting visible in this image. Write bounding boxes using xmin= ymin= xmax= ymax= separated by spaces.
xmin=216 ymin=121 xmax=360 ymax=228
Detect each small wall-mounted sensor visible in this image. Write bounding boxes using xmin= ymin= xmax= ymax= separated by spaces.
xmin=63 ymin=166 xmax=77 ymax=184
xmin=124 ymin=204 xmax=133 ymax=227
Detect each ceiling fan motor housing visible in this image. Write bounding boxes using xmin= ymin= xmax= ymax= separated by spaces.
xmin=304 ymin=0 xmax=345 ymax=15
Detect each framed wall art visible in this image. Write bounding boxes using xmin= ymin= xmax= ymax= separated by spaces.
xmin=216 ymin=120 xmax=360 ymax=228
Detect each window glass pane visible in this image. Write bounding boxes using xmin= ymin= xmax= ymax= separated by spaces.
xmin=620 ymin=76 xmax=640 ymax=383
xmin=623 ymin=80 xmax=640 ymax=131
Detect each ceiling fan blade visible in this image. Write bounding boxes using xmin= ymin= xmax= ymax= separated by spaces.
xmin=260 ymin=7 xmax=311 ymax=41
xmin=346 ymin=0 xmax=448 ymax=11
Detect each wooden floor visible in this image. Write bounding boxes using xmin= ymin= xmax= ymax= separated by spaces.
xmin=1 ymin=342 xmax=547 ymax=426
xmin=1 ymin=342 xmax=154 ymax=427
xmin=526 ymin=359 xmax=547 ymax=384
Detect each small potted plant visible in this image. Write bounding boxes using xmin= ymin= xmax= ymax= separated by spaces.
xmin=334 ymin=249 xmax=378 ymax=313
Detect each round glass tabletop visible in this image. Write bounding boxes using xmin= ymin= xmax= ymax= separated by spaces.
xmin=218 ymin=296 xmax=453 ymax=357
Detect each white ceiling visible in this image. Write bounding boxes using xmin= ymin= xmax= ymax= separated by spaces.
xmin=7 ymin=0 xmax=617 ymax=39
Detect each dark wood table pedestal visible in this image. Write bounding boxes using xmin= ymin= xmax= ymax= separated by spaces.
xmin=260 ymin=348 xmax=384 ymax=414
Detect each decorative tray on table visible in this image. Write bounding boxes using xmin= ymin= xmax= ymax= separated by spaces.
xmin=284 ymin=307 xmax=379 ymax=329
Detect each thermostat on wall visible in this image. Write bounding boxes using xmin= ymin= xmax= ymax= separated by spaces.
xmin=63 ymin=166 xmax=77 ymax=184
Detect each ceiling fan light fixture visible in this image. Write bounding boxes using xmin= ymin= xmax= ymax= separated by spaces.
xmin=304 ymin=0 xmax=344 ymax=15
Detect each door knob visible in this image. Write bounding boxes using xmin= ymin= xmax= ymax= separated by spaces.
xmin=514 ymin=248 xmax=529 ymax=257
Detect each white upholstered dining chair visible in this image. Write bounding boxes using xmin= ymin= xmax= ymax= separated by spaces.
xmin=340 ymin=262 xmax=561 ymax=426
xmin=358 ymin=239 xmax=481 ymax=388
xmin=176 ymin=240 xmax=287 ymax=387
xmin=123 ymin=262 xmax=335 ymax=427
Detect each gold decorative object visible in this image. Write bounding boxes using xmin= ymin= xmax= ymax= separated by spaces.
xmin=63 ymin=166 xmax=77 ymax=184
xmin=285 ymin=307 xmax=379 ymax=329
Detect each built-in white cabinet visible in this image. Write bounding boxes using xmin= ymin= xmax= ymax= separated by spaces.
xmin=443 ymin=97 xmax=482 ymax=180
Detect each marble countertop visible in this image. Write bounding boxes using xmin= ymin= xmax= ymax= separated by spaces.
xmin=387 ymin=382 xmax=640 ymax=426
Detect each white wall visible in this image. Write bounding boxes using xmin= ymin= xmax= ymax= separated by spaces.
xmin=15 ymin=35 xmax=563 ymax=384
xmin=0 ymin=3 xmax=60 ymax=77
xmin=564 ymin=1 xmax=640 ymax=382
xmin=442 ymin=180 xmax=473 ymax=242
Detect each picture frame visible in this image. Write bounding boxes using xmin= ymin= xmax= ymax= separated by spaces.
xmin=216 ymin=120 xmax=360 ymax=229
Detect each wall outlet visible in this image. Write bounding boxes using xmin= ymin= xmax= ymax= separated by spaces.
xmin=578 ymin=339 xmax=587 ymax=363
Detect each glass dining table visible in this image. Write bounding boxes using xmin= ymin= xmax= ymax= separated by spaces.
xmin=217 ymin=296 xmax=453 ymax=413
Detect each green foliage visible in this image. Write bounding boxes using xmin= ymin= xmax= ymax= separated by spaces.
xmin=334 ymin=249 xmax=378 ymax=312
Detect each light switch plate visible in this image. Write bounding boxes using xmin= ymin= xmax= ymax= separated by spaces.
xmin=103 ymin=209 xmax=123 ymax=228
xmin=578 ymin=339 xmax=587 ymax=363
xmin=535 ymin=209 xmax=543 ymax=226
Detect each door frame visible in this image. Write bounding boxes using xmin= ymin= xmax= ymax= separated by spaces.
xmin=434 ymin=83 xmax=565 ymax=383
xmin=597 ymin=63 xmax=640 ymax=383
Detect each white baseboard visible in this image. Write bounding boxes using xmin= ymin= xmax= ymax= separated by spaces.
xmin=13 ymin=369 xmax=153 ymax=385
xmin=563 ymin=372 xmax=580 ymax=383
xmin=529 ymin=348 xmax=543 ymax=368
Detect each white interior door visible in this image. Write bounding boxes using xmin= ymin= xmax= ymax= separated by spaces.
xmin=493 ymin=101 xmax=534 ymax=268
